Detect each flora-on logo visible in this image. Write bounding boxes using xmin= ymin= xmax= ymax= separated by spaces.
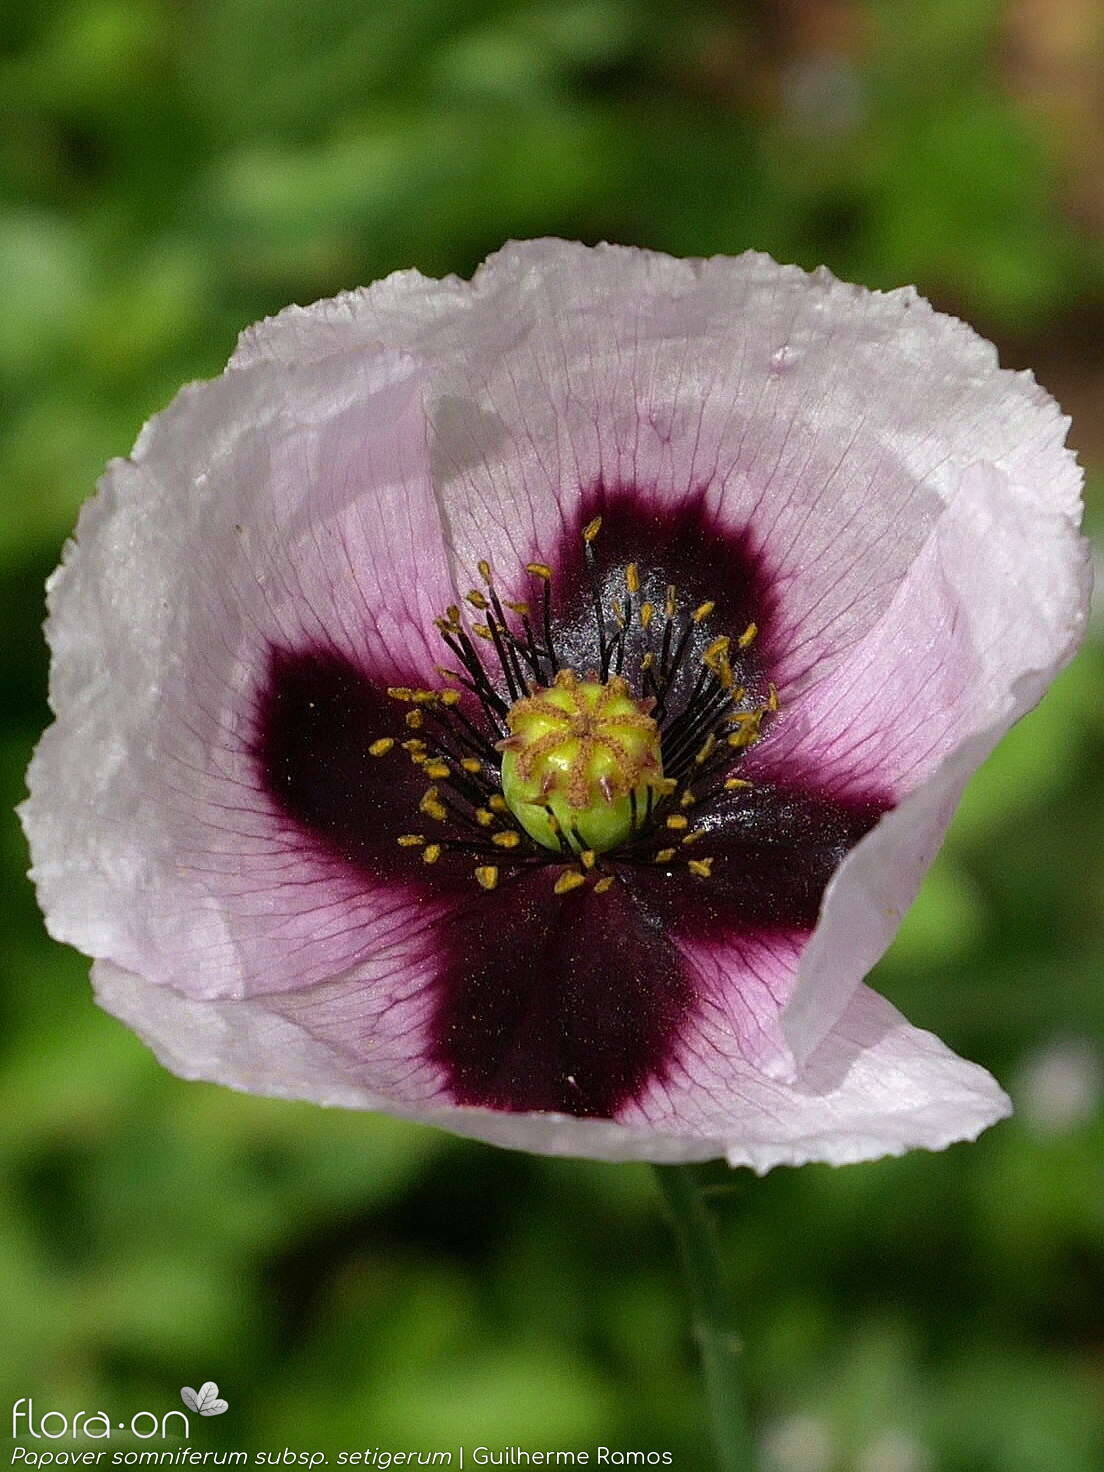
xmin=180 ymin=1383 xmax=229 ymax=1417
xmin=11 ymin=1399 xmax=189 ymax=1440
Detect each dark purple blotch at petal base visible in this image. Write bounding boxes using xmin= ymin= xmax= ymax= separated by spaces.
xmin=427 ymin=872 xmax=696 ymax=1116
xmin=252 ymin=646 xmax=464 ymax=892
xmin=545 ymin=480 xmax=778 ymax=708
xmin=252 ymin=485 xmax=890 ymax=1120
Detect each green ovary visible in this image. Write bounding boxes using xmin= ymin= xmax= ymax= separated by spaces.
xmin=499 ymin=670 xmax=664 ymax=854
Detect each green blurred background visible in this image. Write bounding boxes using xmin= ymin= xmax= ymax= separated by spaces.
xmin=3 ymin=1 xmax=1103 ymax=1468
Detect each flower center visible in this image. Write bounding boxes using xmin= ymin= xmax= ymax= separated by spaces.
xmin=499 ymin=669 xmax=664 ymax=853
xmin=373 ymin=515 xmax=780 ymax=896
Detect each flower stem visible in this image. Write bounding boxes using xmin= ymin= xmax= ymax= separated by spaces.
xmin=653 ymin=1164 xmax=758 ymax=1471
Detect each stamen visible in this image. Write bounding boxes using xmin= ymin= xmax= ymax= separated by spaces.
xmin=419 ymin=787 xmax=448 ymax=821
xmin=379 ymin=535 xmax=777 ymax=891
xmin=554 ymin=869 xmax=587 ymax=895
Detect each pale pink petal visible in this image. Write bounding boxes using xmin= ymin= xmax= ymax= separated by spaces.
xmin=23 ymin=346 xmax=456 ymax=1001
xmin=93 ymin=959 xmax=1009 ymax=1171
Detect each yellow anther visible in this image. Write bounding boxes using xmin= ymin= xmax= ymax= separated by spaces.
xmin=554 ymin=869 xmax=587 ymax=895
xmin=687 ymin=858 xmax=714 ymax=878
xmin=492 ymin=830 xmax=521 ymax=849
xmin=368 ymin=738 xmax=395 ymax=757
xmin=461 ymin=757 xmax=482 ymax=774
xmin=475 ymin=808 xmax=495 ymax=827
xmin=434 ymin=616 xmax=460 ymax=634
xmin=727 ymin=712 xmax=763 ymax=748
xmin=654 ymin=776 xmax=678 ymax=795
xmin=412 ymin=689 xmax=438 ymax=704
xmin=436 ymin=666 xmax=463 ymax=682
xmin=582 ymin=517 xmax=602 ymax=543
xmin=526 ymin=563 xmax=553 ymax=581
xmin=665 ymin=585 xmax=677 ymax=618
xmin=626 ymin=563 xmax=640 ymax=594
xmin=446 ymin=605 xmax=462 ymax=624
xmin=402 ymin=738 xmax=426 ymax=753
xmin=405 ymin=710 xmax=424 ymax=729
xmin=387 ymin=687 xmax=414 ymax=702
xmin=419 ymin=787 xmax=447 ymax=821
xmin=695 ymin=733 xmax=717 ymax=764
xmin=767 ymin=683 xmax=780 ymax=712
xmin=580 ymin=849 xmax=597 ymax=870
xmin=397 ymin=834 xmax=425 ymax=847
xmin=440 ymin=689 xmax=461 ymax=707
xmin=655 ymin=848 xmax=677 ymax=863
xmin=424 ymin=762 xmax=451 ymax=781
xmin=488 ymin=795 xmax=508 ymax=813
xmin=594 ymin=875 xmax=615 ymax=895
xmin=681 ymin=830 xmax=705 ymax=845
xmin=466 ymin=590 xmax=489 ymax=609
xmin=422 ymin=844 xmax=442 ymax=864
xmin=703 ymin=636 xmax=730 ymax=667
xmin=680 ymin=790 xmax=695 ymax=808
xmin=692 ymin=601 xmax=715 ymax=623
xmin=665 ymin=814 xmax=689 ymax=831
xmin=477 ymin=559 xmax=493 ymax=583
xmin=475 ymin=866 xmax=499 ymax=891
xmin=471 ymin=624 xmax=494 ymax=641
xmin=738 ymin=622 xmax=758 ymax=648
xmin=725 ymin=777 xmax=753 ymax=790
xmin=640 ymin=602 xmax=655 ymax=629
xmin=641 ymin=651 xmax=655 ymax=670
xmin=505 ymin=600 xmax=530 ymax=615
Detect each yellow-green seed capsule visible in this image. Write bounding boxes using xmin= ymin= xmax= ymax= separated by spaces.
xmin=498 ymin=668 xmax=664 ymax=854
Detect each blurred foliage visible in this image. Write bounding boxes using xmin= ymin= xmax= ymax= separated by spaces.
xmin=2 ymin=0 xmax=1103 ymax=1468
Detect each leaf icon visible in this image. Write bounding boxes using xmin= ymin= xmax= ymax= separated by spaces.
xmin=180 ymin=1382 xmax=229 ymax=1416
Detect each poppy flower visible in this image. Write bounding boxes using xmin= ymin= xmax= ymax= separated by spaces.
xmin=23 ymin=241 xmax=1089 ymax=1170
